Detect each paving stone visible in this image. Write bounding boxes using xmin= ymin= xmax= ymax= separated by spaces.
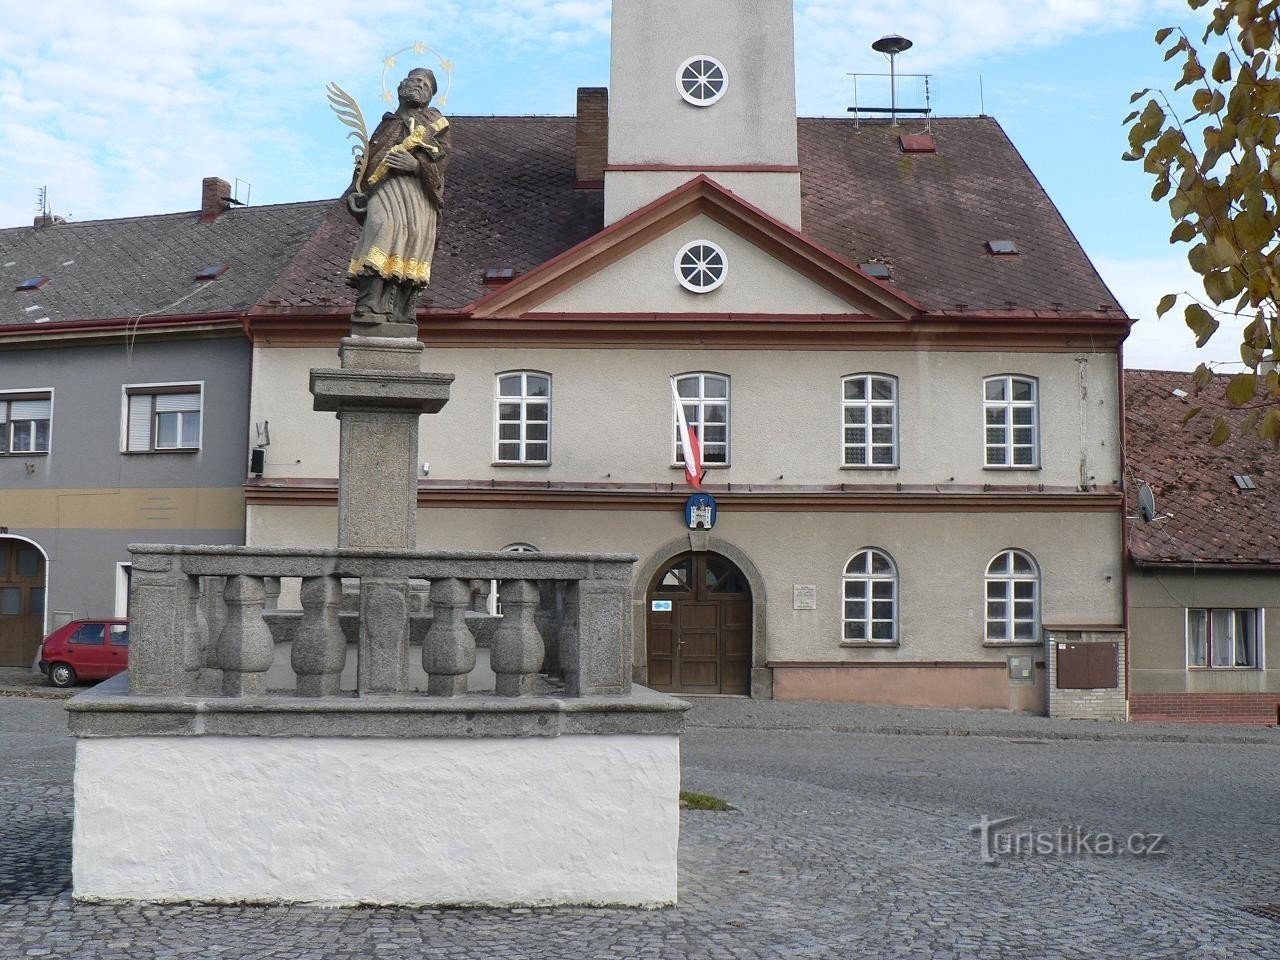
xmin=0 ymin=696 xmax=1278 ymax=958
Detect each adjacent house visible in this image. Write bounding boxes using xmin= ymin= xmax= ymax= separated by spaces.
xmin=242 ymin=0 xmax=1132 ymax=714
xmin=0 ymin=186 xmax=329 ymax=667
xmin=1125 ymin=369 xmax=1280 ymax=724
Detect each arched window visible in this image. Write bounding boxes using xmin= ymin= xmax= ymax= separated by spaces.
xmin=842 ymin=374 xmax=898 ymax=468
xmin=489 ymin=543 xmax=540 ymax=615
xmin=983 ymin=375 xmax=1039 ymax=468
xmin=843 ymin=549 xmax=897 ymax=643
xmin=985 ymin=550 xmax=1039 ymax=642
xmin=495 ymin=371 xmax=551 ymax=464
xmin=673 ymin=372 xmax=730 ymax=465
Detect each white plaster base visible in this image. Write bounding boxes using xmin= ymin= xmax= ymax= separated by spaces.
xmin=74 ymin=734 xmax=680 ymax=906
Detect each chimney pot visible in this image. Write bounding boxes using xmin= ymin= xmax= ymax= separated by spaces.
xmin=201 ymin=176 xmax=232 ymax=222
xmin=575 ymin=87 xmax=608 ymax=189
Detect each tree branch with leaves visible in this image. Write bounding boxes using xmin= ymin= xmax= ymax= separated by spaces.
xmin=1125 ymin=0 xmax=1280 ymax=444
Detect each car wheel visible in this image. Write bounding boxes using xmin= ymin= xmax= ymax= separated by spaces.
xmin=48 ymin=663 xmax=76 ymax=688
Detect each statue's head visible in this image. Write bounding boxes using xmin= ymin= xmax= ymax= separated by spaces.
xmin=398 ymin=68 xmax=438 ymax=107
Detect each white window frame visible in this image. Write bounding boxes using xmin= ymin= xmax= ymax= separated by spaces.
xmin=1185 ymin=607 xmax=1264 ymax=670
xmin=120 ymin=381 xmax=204 ymax=453
xmin=842 ymin=548 xmax=898 ymax=644
xmin=983 ymin=374 xmax=1039 ymax=469
xmin=114 ymin=562 xmax=133 ymax=619
xmin=842 ymin=374 xmax=898 ymax=469
xmin=494 ymin=371 xmax=551 ymax=465
xmin=674 ymin=240 xmax=728 ymax=293
xmin=984 ymin=549 xmax=1040 ymax=643
xmin=672 ymin=372 xmax=730 ymax=467
xmin=0 ymin=389 xmax=53 ymax=456
xmin=676 ymin=55 xmax=729 ymax=107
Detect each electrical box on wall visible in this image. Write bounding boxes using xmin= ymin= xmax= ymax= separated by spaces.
xmin=1007 ymin=655 xmax=1034 ymax=682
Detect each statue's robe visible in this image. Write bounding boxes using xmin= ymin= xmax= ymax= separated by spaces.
xmin=347 ymin=108 xmax=450 ymax=287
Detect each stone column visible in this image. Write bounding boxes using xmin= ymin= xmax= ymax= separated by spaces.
xmin=311 ymin=337 xmax=453 ymax=696
xmin=310 ymin=337 xmax=454 ymax=551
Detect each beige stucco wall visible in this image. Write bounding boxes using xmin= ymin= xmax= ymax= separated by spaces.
xmin=253 ymin=346 xmax=1123 ymax=490
xmin=540 ymin=215 xmax=849 ymax=314
xmin=248 ymin=503 xmax=1123 ymax=665
xmin=607 ymin=0 xmax=799 ymax=225
xmin=1128 ymin=565 xmax=1280 ymax=693
xmin=603 ymin=171 xmax=803 ymax=228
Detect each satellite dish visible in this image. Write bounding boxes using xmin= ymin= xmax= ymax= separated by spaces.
xmin=1136 ymin=480 xmax=1157 ymax=523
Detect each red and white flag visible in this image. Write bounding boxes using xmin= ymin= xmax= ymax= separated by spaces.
xmin=671 ymin=378 xmax=704 ymax=489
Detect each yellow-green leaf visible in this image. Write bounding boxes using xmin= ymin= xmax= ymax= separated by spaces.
xmin=1212 ymin=50 xmax=1232 ymax=82
xmin=1155 ymin=27 xmax=1175 ymax=44
xmin=1180 ymin=404 xmax=1204 ymax=425
xmin=1226 ymin=372 xmax=1258 ymax=405
xmin=1209 ymin=417 xmax=1231 ymax=445
xmin=1259 ymin=408 xmax=1280 ymax=446
xmin=1156 ymin=293 xmax=1178 ymax=317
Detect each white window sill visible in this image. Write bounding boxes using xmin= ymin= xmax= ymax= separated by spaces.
xmin=0 ymin=451 xmax=48 ymax=457
xmin=122 ymin=448 xmax=201 ymax=455
xmin=671 ymin=463 xmax=731 ymax=470
xmin=1187 ymin=666 xmax=1262 ymax=672
xmin=840 ymin=464 xmax=899 ymax=471
xmin=983 ymin=639 xmax=1042 ymax=647
xmin=492 ymin=461 xmax=551 ymax=468
xmin=982 ymin=465 xmax=1042 ymax=472
xmin=840 ymin=641 xmax=900 ymax=649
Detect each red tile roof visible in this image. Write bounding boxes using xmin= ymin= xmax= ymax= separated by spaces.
xmin=261 ymin=115 xmax=1123 ymax=316
xmin=1125 ymin=369 xmax=1280 ymax=565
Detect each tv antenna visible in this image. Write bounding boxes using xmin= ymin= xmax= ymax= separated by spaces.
xmin=35 ymin=186 xmax=49 ymax=217
xmin=848 ymin=34 xmax=931 ymax=128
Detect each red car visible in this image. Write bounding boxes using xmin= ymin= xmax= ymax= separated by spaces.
xmin=38 ymin=619 xmax=129 ymax=688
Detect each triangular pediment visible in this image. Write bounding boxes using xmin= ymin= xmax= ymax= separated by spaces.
xmin=467 ymin=176 xmax=923 ymax=321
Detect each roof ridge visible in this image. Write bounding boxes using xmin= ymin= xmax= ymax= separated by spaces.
xmin=0 ymin=197 xmax=337 ymax=234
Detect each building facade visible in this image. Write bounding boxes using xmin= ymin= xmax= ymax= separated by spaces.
xmin=0 ymin=189 xmax=329 ymax=666
xmin=1125 ymin=369 xmax=1280 ymax=723
xmin=241 ymin=0 xmax=1132 ymax=712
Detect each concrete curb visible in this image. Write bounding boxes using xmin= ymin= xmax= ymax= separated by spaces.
xmin=685 ymin=717 xmax=1280 ymax=746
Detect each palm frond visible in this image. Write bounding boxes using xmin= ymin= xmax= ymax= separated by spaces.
xmin=326 ymin=82 xmax=371 ymax=187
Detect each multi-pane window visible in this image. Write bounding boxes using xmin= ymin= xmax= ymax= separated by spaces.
xmin=0 ymin=393 xmax=52 ymax=455
xmin=843 ymin=375 xmax=897 ymax=468
xmin=124 ymin=384 xmax=202 ymax=452
xmin=983 ymin=375 xmax=1038 ymax=468
xmin=674 ymin=373 xmax=729 ymax=465
xmin=1187 ymin=608 xmax=1260 ymax=668
xmin=985 ymin=550 xmax=1039 ymax=642
xmin=495 ymin=372 xmax=551 ymax=464
xmin=843 ymin=549 xmax=897 ymax=643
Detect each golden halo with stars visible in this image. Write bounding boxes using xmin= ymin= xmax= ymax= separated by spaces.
xmin=381 ymin=42 xmax=454 ymax=108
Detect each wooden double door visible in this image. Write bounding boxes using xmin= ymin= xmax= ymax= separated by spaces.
xmin=0 ymin=539 xmax=46 ymax=667
xmin=647 ymin=552 xmax=752 ymax=695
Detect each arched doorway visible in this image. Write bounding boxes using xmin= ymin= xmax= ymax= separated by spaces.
xmin=646 ymin=552 xmax=751 ymax=695
xmin=0 ymin=537 xmax=47 ymax=667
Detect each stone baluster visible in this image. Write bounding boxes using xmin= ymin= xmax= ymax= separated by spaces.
xmin=181 ymin=574 xmax=209 ymax=693
xmin=491 ymin=580 xmax=545 ymax=697
xmin=127 ymin=547 xmax=194 ymax=696
xmin=563 ymin=577 xmax=632 ymax=697
xmin=424 ymin=578 xmax=476 ymax=696
xmin=293 ymin=576 xmax=345 ymax=697
xmin=200 ymin=576 xmax=228 ymax=691
xmin=535 ymin=582 xmax=562 ymax=675
xmin=218 ymin=575 xmax=275 ymax=697
xmin=263 ymin=577 xmax=282 ymax=611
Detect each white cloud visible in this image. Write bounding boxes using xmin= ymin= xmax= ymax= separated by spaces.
xmin=1093 ymin=255 xmax=1253 ymax=372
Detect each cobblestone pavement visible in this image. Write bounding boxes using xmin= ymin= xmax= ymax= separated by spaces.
xmin=2 ymin=696 xmax=1278 ymax=959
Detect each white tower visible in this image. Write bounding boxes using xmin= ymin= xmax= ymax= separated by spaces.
xmin=605 ymin=0 xmax=802 ymax=228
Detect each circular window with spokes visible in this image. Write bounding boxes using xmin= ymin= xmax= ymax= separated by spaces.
xmin=677 ymin=56 xmax=728 ymax=106
xmin=675 ymin=240 xmax=728 ymax=293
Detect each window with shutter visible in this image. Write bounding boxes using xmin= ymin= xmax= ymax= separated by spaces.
xmin=0 ymin=392 xmax=52 ymax=455
xmin=124 ymin=384 xmax=203 ymax=452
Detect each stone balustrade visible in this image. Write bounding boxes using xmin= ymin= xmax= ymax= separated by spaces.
xmin=126 ymin=544 xmax=635 ymax=700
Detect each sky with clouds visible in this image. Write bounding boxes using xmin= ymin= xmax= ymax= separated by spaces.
xmin=0 ymin=0 xmax=1244 ymax=370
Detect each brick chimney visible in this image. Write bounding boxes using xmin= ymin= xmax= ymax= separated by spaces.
xmin=200 ymin=176 xmax=232 ymax=222
xmin=575 ymin=87 xmax=608 ymax=189
xmin=32 ymin=213 xmax=65 ymax=228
